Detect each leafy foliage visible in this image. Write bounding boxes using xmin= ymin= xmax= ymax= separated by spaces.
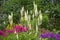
xmin=1 ymin=0 xmax=60 ymax=31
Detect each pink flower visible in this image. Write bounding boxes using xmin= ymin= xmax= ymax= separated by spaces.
xmin=14 ymin=25 xmax=23 ymax=32
xmin=23 ymin=27 xmax=28 ymax=32
xmin=7 ymin=29 xmax=14 ymax=33
xmin=14 ymin=25 xmax=28 ymax=32
xmin=0 ymin=30 xmax=6 ymax=37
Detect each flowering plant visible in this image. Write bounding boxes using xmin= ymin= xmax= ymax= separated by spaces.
xmin=40 ymin=32 xmax=60 ymax=40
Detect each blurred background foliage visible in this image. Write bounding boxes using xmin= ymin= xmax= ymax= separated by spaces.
xmin=0 ymin=0 xmax=60 ymax=31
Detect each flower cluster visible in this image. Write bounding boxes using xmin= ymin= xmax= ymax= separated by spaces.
xmin=14 ymin=25 xmax=28 ymax=32
xmin=40 ymin=32 xmax=60 ymax=40
xmin=0 ymin=25 xmax=28 ymax=37
xmin=7 ymin=25 xmax=28 ymax=33
xmin=0 ymin=30 xmax=6 ymax=37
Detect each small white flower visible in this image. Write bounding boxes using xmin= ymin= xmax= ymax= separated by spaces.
xmin=3 ymin=21 xmax=6 ymax=24
xmin=33 ymin=1 xmax=38 ymax=16
xmin=39 ymin=10 xmax=42 ymax=25
xmin=8 ymin=12 xmax=13 ymax=25
xmin=20 ymin=7 xmax=24 ymax=16
xmin=8 ymin=15 xmax=12 ymax=20
xmin=25 ymin=11 xmax=28 ymax=21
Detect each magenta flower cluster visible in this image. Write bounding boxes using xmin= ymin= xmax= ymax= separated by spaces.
xmin=7 ymin=25 xmax=28 ymax=33
xmin=14 ymin=25 xmax=28 ymax=32
xmin=40 ymin=32 xmax=60 ymax=40
xmin=0 ymin=30 xmax=6 ymax=37
xmin=0 ymin=25 xmax=28 ymax=37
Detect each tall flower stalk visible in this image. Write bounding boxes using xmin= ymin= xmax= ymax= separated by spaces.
xmin=28 ymin=15 xmax=31 ymax=30
xmin=38 ymin=10 xmax=42 ymax=25
xmin=20 ymin=7 xmax=24 ymax=17
xmin=20 ymin=7 xmax=24 ymax=25
xmin=24 ymin=11 xmax=28 ymax=21
xmin=33 ymin=1 xmax=38 ymax=16
xmin=20 ymin=7 xmax=24 ymax=20
xmin=8 ymin=12 xmax=13 ymax=26
xmin=33 ymin=1 xmax=38 ymax=33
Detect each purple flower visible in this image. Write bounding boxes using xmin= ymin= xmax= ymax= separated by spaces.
xmin=56 ymin=38 xmax=60 ymax=40
xmin=40 ymin=33 xmax=51 ymax=38
xmin=40 ymin=34 xmax=47 ymax=38
xmin=49 ymin=32 xmax=55 ymax=38
xmin=40 ymin=32 xmax=56 ymax=38
xmin=40 ymin=32 xmax=60 ymax=40
xmin=55 ymin=34 xmax=60 ymax=40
